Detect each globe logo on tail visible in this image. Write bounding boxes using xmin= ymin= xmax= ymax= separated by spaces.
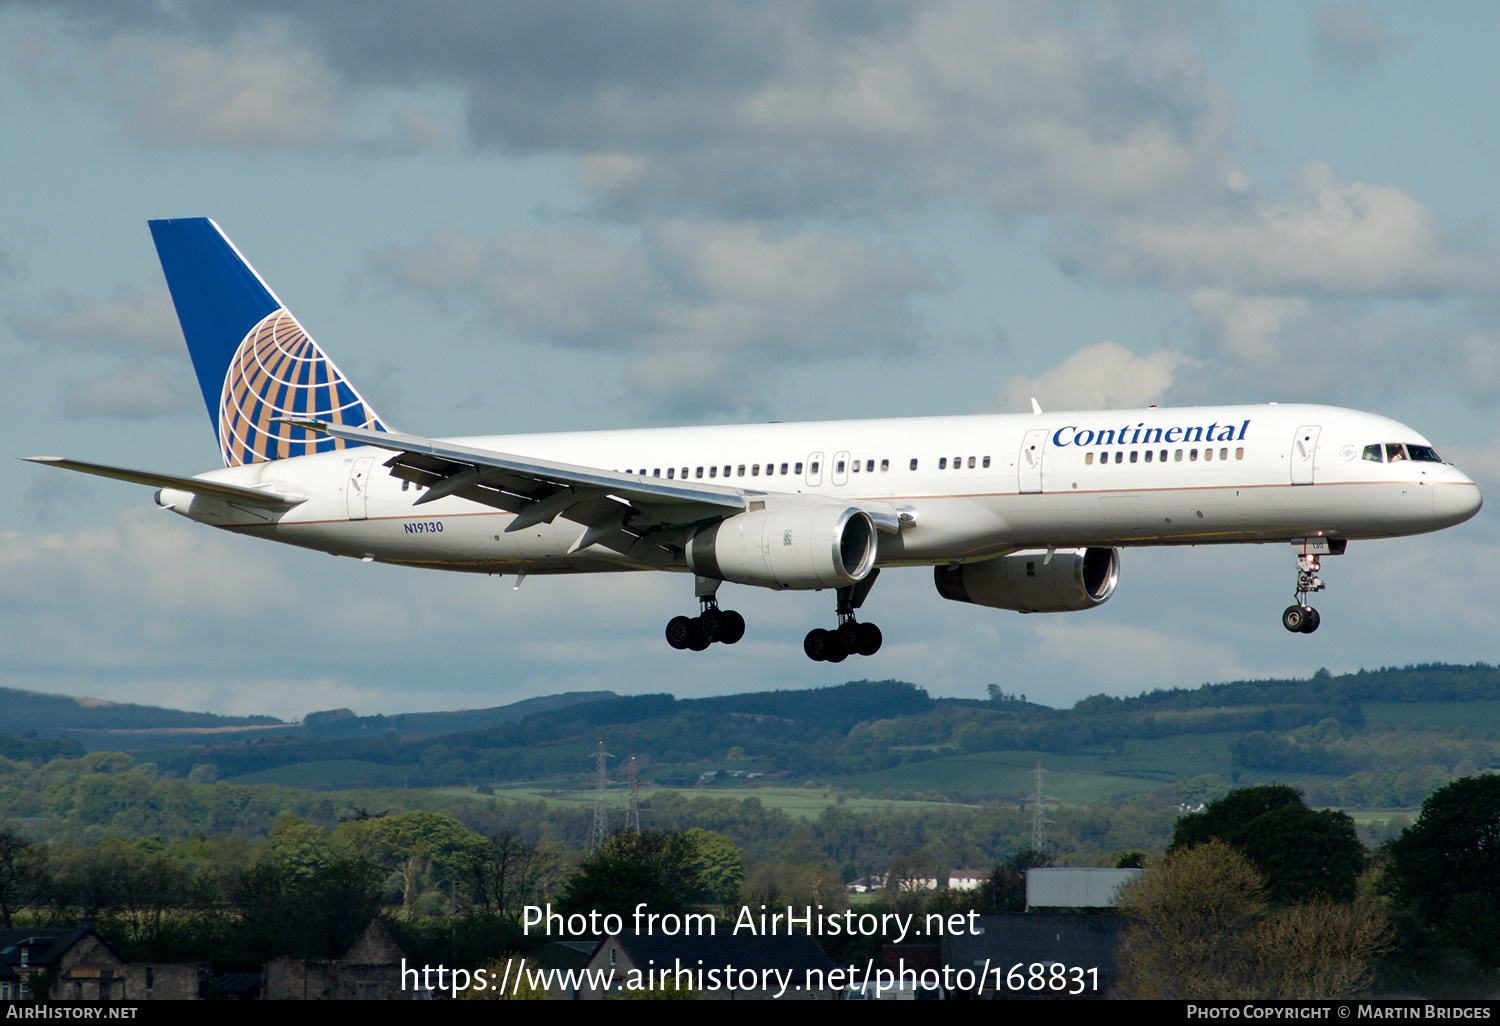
xmin=218 ymin=309 xmax=385 ymax=467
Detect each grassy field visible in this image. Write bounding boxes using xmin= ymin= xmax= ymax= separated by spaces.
xmin=1362 ymin=700 xmax=1500 ymax=735
xmin=438 ymin=784 xmax=969 ymax=819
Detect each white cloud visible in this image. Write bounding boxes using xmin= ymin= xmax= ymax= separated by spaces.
xmin=99 ymin=27 xmax=351 ymax=153
xmin=997 ymin=342 xmax=1186 ymax=413
xmin=61 ymin=364 xmax=198 ymax=418
xmin=1080 ymin=161 xmax=1490 ymax=298
xmin=11 ymin=286 xmax=179 ymax=354
xmin=1315 ymin=2 xmax=1392 ymax=66
xmin=371 ymin=221 xmax=937 ymax=410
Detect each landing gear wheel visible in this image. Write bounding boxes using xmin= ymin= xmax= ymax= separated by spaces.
xmin=666 ymin=615 xmax=694 ymax=650
xmin=698 ymin=607 xmax=722 ymax=642
xmin=685 ymin=620 xmax=711 ymax=651
xmin=717 ymin=610 xmax=745 ymax=644
xmin=804 ymin=628 xmax=830 ymax=661
xmin=836 ymin=621 xmax=860 ymax=650
xmin=824 ymin=635 xmax=849 ymax=663
xmin=855 ymin=622 xmax=883 ymax=656
xmin=1300 ymin=607 xmax=1321 ymax=634
xmin=1282 ymin=605 xmax=1309 ymax=633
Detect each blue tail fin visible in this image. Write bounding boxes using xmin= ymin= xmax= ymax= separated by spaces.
xmin=149 ymin=218 xmax=387 ymax=467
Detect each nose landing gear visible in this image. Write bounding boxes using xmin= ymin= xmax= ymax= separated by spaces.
xmin=1282 ymin=540 xmax=1337 ymax=634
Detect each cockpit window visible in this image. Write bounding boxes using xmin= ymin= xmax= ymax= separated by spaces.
xmin=1407 ymin=444 xmax=1443 ymax=463
xmin=1362 ymin=444 xmax=1383 ymax=462
xmin=1385 ymin=443 xmax=1408 ymax=462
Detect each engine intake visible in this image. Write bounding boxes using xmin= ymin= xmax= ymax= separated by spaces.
xmin=688 ymin=506 xmax=877 ymax=590
xmin=934 ymin=547 xmax=1119 ymax=612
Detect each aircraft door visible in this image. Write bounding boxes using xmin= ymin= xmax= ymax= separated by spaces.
xmin=1291 ymin=425 xmax=1321 ymax=485
xmin=346 ymin=456 xmax=374 ymax=520
xmin=806 ymin=452 xmax=824 ymax=488
xmin=1019 ymin=429 xmax=1046 ymax=494
xmin=832 ymin=450 xmax=850 ymax=487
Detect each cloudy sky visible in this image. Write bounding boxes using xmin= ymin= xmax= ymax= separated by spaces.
xmin=2 ymin=1 xmax=1497 ymax=720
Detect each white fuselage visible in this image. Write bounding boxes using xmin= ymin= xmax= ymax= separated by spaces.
xmin=161 ymin=403 xmax=1482 ymax=581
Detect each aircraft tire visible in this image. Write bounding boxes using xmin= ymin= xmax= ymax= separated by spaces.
xmin=804 ymin=628 xmax=830 ymax=661
xmin=686 ymin=620 xmax=711 ymax=651
xmin=824 ymin=635 xmax=849 ymax=663
xmin=699 ymin=608 xmax=722 ymax=642
xmin=1300 ymin=607 xmax=1321 ymax=633
xmin=856 ymin=622 xmax=883 ymax=656
xmin=718 ymin=610 xmax=745 ymax=644
xmin=666 ymin=616 xmax=694 ymax=649
xmin=1281 ymin=605 xmax=1308 ymax=633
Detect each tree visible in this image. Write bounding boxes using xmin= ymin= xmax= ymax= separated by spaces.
xmin=0 ymin=827 xmax=44 ymax=928
xmin=1172 ymin=785 xmax=1363 ymax=904
xmin=1116 ymin=840 xmax=1267 ymax=999
xmin=1388 ymin=774 xmax=1500 ymax=968
xmin=1117 ymin=841 xmax=1390 ymax=1000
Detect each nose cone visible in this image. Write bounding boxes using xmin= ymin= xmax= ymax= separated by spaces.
xmin=1432 ymin=473 xmax=1482 ymax=527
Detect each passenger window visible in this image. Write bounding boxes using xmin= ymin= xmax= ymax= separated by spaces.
xmin=1204 ymin=448 xmax=1213 ymax=461
xmin=737 ymin=465 xmax=745 ymax=477
xmin=667 ymin=468 xmax=675 ymax=479
xmin=1085 ymin=452 xmax=1094 ymax=465
xmin=653 ymin=468 xmax=660 ymax=476
xmin=1144 ymin=450 xmax=1152 ymax=462
xmin=709 ymin=466 xmax=717 ymax=478
xmin=1219 ymin=448 xmax=1228 ymax=460
xmin=805 ymin=462 xmax=814 ymax=475
xmin=982 ymin=456 xmax=991 ymax=468
xmin=1160 ymin=450 xmax=1168 ymax=462
xmin=953 ymin=455 xmax=961 ymax=468
xmin=867 ymin=459 xmax=875 ymax=472
xmin=1234 ymin=449 xmax=1243 ymax=460
xmin=939 ymin=457 xmax=948 ymax=469
xmin=1174 ymin=450 xmax=1182 ymax=462
xmin=836 ymin=460 xmax=846 ymax=474
xmin=402 ymin=480 xmax=409 ymax=491
xmin=724 ymin=466 xmax=731 ymax=477
xmin=880 ymin=459 xmax=889 ymax=472
xmin=910 ymin=458 xmax=919 ymax=470
xmin=1362 ymin=444 xmax=1383 ymax=462
xmin=851 ymin=460 xmax=859 ymax=473
xmin=1129 ymin=451 xmax=1138 ymax=463
xmin=1115 ymin=452 xmax=1123 ymax=464
xmin=1190 ymin=449 xmax=1198 ymax=461
xmin=696 ymin=467 xmax=704 ymax=478
xmin=751 ymin=464 xmax=759 ymax=476
xmin=967 ymin=456 xmax=975 ymax=469
xmin=1386 ymin=443 xmax=1408 ymax=462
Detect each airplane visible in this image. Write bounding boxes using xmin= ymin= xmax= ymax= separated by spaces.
xmin=25 ymin=218 xmax=1484 ymax=662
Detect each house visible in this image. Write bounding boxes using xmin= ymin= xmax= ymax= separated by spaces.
xmin=0 ymin=924 xmax=203 ymax=1000
xmin=263 ymin=918 xmax=422 ymax=1000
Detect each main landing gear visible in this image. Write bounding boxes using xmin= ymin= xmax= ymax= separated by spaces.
xmin=666 ymin=577 xmax=745 ymax=651
xmin=805 ymin=571 xmax=883 ymax=662
xmin=1282 ymin=547 xmax=1326 ymax=634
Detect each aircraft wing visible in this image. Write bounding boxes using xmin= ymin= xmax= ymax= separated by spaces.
xmin=291 ymin=420 xmax=902 ymax=541
xmin=21 ymin=457 xmax=302 ymax=507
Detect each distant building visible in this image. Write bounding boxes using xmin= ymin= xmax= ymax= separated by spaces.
xmin=943 ymin=914 xmax=1127 ymax=999
xmin=263 ymin=919 xmax=420 ymax=1001
xmin=0 ymin=924 xmax=203 ymax=1001
xmin=1025 ymin=868 xmax=1144 ymax=910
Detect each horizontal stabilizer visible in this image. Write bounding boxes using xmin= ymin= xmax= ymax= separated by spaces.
xmin=21 ymin=457 xmax=301 ymax=507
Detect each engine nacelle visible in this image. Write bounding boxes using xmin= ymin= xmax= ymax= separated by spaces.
xmin=934 ymin=547 xmax=1119 ymax=613
xmin=688 ymin=506 xmax=877 ymax=590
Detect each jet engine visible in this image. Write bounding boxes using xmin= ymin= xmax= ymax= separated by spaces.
xmin=934 ymin=547 xmax=1119 ymax=612
xmin=688 ymin=506 xmax=877 ymax=590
